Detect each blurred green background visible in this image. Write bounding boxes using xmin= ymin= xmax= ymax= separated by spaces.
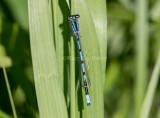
xmin=0 ymin=0 xmax=160 ymax=118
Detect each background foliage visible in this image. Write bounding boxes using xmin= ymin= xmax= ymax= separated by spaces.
xmin=0 ymin=0 xmax=160 ymax=118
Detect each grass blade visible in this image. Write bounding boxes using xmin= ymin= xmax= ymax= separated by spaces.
xmin=86 ymin=0 xmax=107 ymax=75
xmin=74 ymin=0 xmax=104 ymax=117
xmin=28 ymin=0 xmax=68 ymax=117
xmin=134 ymin=0 xmax=149 ymax=117
xmin=140 ymin=52 xmax=160 ymax=118
xmin=3 ymin=67 xmax=17 ymax=118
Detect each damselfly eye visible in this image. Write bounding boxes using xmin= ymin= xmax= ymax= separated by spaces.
xmin=75 ymin=14 xmax=80 ymax=18
xmin=68 ymin=16 xmax=72 ymax=20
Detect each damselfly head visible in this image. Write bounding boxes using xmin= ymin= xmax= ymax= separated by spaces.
xmin=68 ymin=14 xmax=80 ymax=21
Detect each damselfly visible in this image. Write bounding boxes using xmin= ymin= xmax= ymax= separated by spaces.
xmin=68 ymin=14 xmax=91 ymax=106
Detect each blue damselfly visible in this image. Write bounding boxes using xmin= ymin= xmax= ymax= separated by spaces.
xmin=68 ymin=14 xmax=91 ymax=106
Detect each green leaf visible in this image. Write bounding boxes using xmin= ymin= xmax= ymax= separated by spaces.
xmin=140 ymin=52 xmax=160 ymax=118
xmin=28 ymin=0 xmax=68 ymax=117
xmin=134 ymin=0 xmax=149 ymax=117
xmin=0 ymin=109 xmax=11 ymax=118
xmin=4 ymin=0 xmax=28 ymax=30
xmin=73 ymin=0 xmax=106 ymax=117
